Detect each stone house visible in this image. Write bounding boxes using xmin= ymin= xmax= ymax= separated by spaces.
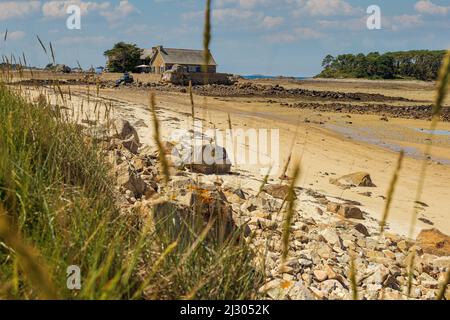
xmin=141 ymin=45 xmax=217 ymax=74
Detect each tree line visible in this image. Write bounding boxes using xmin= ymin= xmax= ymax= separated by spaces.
xmin=317 ymin=50 xmax=447 ymax=81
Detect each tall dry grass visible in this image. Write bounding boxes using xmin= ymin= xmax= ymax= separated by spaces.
xmin=0 ymin=1 xmax=263 ymax=300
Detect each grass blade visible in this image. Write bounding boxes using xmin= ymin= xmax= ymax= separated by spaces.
xmin=149 ymin=91 xmax=170 ymax=184
xmin=380 ymin=150 xmax=404 ymax=235
xmin=36 ymin=35 xmax=48 ymax=56
xmin=281 ymin=162 xmax=301 ymax=266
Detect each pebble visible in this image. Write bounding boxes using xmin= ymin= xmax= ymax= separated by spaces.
xmin=313 ymin=270 xmax=328 ymax=282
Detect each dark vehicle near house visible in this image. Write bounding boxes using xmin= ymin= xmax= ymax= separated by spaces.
xmin=115 ymin=72 xmax=134 ymax=87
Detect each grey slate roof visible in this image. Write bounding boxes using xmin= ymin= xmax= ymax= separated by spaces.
xmin=142 ymin=47 xmax=217 ymax=66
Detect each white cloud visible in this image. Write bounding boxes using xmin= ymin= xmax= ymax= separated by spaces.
xmin=42 ymin=0 xmax=110 ymax=18
xmin=183 ymin=7 xmax=282 ymax=30
xmin=415 ymin=1 xmax=450 ymax=15
xmin=265 ymin=27 xmax=322 ymax=43
xmin=213 ymin=8 xmax=263 ymax=22
xmin=0 ymin=1 xmax=40 ymax=21
xmin=7 ymin=31 xmax=26 ymax=41
xmin=317 ymin=17 xmax=366 ymax=31
xmin=100 ymin=0 xmax=137 ymax=22
xmin=294 ymin=0 xmax=361 ymax=17
xmin=42 ymin=0 xmax=136 ymax=22
xmin=217 ymin=0 xmax=270 ymax=9
xmin=385 ymin=14 xmax=424 ymax=31
xmin=262 ymin=16 xmax=284 ymax=29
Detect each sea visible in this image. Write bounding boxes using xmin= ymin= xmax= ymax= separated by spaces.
xmin=242 ymin=75 xmax=311 ymax=80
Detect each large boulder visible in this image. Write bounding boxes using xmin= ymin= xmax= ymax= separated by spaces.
xmin=173 ymin=143 xmax=232 ymax=175
xmin=417 ymin=228 xmax=450 ymax=256
xmin=115 ymin=162 xmax=147 ymax=197
xmin=152 ymin=186 xmax=237 ymax=243
xmin=330 ymin=172 xmax=376 ymax=188
xmin=111 ymin=119 xmax=140 ymax=144
xmin=263 ymin=184 xmax=296 ymax=200
xmin=326 ymin=202 xmax=364 ymax=219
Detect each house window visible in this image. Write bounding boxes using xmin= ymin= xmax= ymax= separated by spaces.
xmin=187 ymin=66 xmax=197 ymax=73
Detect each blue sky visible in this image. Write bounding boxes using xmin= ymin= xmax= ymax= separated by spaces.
xmin=1 ymin=0 xmax=450 ymax=76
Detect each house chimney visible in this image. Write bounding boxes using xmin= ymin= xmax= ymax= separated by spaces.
xmin=151 ymin=45 xmax=163 ymax=54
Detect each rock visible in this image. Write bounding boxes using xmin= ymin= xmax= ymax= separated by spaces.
xmin=225 ymin=191 xmax=245 ymax=205
xmin=320 ymin=229 xmax=341 ymax=246
xmin=115 ymin=162 xmax=147 ymax=197
xmin=253 ymin=210 xmax=271 ymax=220
xmin=263 ymin=184 xmax=295 ymax=200
xmin=320 ymin=279 xmax=343 ymax=295
xmin=417 ymin=228 xmax=450 ymax=256
xmin=176 ymin=144 xmax=232 ymax=174
xmin=233 ymin=188 xmax=246 ymax=200
xmin=339 ymin=205 xmax=364 ymax=219
xmin=354 ymin=223 xmax=370 ymax=237
xmin=259 ymin=279 xmax=281 ymax=294
xmin=144 ymin=186 xmax=157 ymax=199
xmin=419 ymin=273 xmax=439 ymax=289
xmin=384 ymin=274 xmax=400 ymax=290
xmin=326 ymin=202 xmax=363 ymax=219
xmin=309 ymin=286 xmax=325 ymax=300
xmin=326 ymin=202 xmax=341 ymax=213
xmin=365 ymin=265 xmax=389 ymax=285
xmin=152 ymin=196 xmax=236 ymax=244
xmin=301 ymin=273 xmax=312 ymax=285
xmin=298 ymin=258 xmax=313 ymax=268
xmin=111 ymin=119 xmax=140 ymax=143
xmin=330 ymin=172 xmax=376 ymax=188
xmin=242 ymin=193 xmax=281 ymax=213
xmin=383 ymin=288 xmax=406 ymax=300
xmin=382 ymin=249 xmax=396 ymax=260
xmin=428 ymin=256 xmax=450 ymax=269
xmin=313 ymin=270 xmax=328 ymax=282
xmin=324 ymin=264 xmax=338 ymax=280
xmin=132 ymin=158 xmax=147 ymax=172
xmin=121 ymin=136 xmax=140 ymax=154
xmin=169 ymin=176 xmax=195 ymax=190
xmin=288 ymin=281 xmax=315 ymax=300
xmin=316 ymin=245 xmax=332 ymax=259
xmin=396 ymin=240 xmax=408 ymax=253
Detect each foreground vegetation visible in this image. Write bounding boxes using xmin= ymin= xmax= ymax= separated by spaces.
xmin=318 ymin=50 xmax=446 ymax=81
xmin=0 ymin=84 xmax=262 ymax=299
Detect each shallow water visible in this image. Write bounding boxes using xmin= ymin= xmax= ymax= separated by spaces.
xmin=326 ymin=124 xmax=450 ymax=165
xmin=414 ymin=128 xmax=450 ymax=137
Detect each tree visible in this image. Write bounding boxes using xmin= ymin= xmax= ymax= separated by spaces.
xmin=104 ymin=42 xmax=143 ymax=73
xmin=321 ymin=54 xmax=335 ymax=68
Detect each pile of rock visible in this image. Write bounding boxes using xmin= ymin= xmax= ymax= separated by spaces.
xmin=84 ymin=118 xmax=449 ymax=300
xmin=189 ymin=82 xmax=410 ymax=102
xmin=286 ymin=101 xmax=450 ymax=122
